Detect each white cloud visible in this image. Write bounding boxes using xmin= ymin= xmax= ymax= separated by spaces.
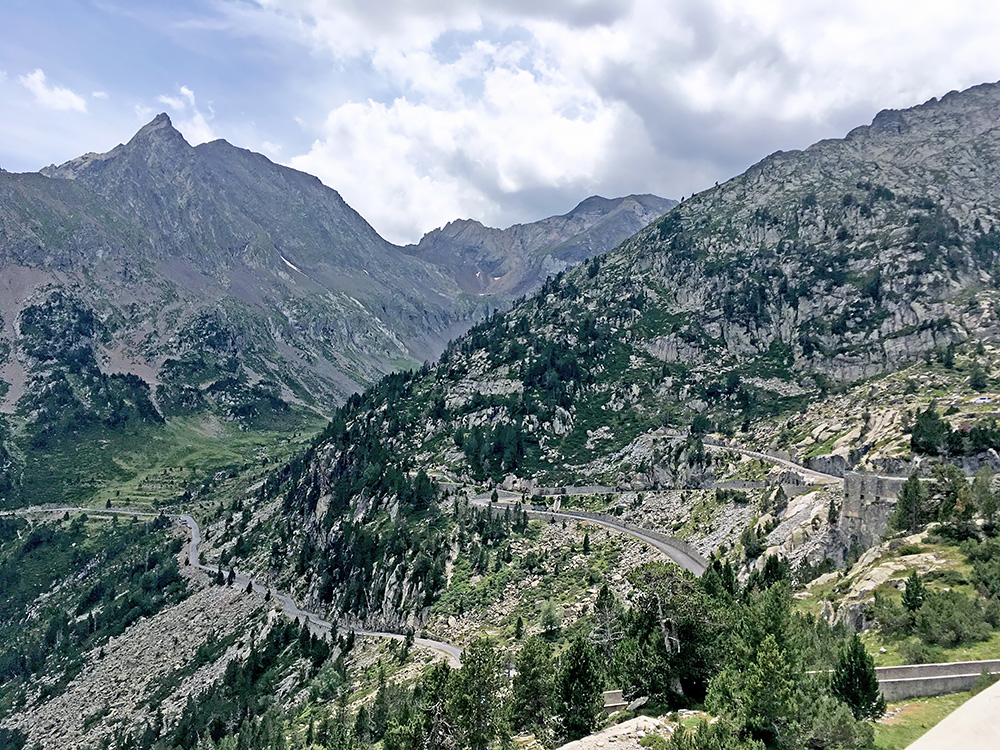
xmin=157 ymin=94 xmax=187 ymax=109
xmin=153 ymin=86 xmax=216 ymax=144
xmin=18 ymin=69 xmax=87 ymax=112
xmin=260 ymin=141 xmax=284 ymax=157
xmin=141 ymin=1 xmax=1000 ymax=242
xmin=92 ymin=90 xmax=109 ymax=100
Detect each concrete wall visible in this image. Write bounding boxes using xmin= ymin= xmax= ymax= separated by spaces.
xmin=880 ymin=674 xmax=983 ymax=701
xmin=877 ymin=660 xmax=1000 ymax=680
xmin=876 ymin=660 xmax=1000 ymax=701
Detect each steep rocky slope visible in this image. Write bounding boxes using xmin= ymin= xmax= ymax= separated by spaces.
xmin=380 ymin=80 xmax=1000 ymax=487
xmin=238 ymin=80 xmax=1000 ymax=625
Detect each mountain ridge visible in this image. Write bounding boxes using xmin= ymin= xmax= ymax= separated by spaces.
xmin=0 ymin=114 xmax=671 ymax=505
xmin=239 ymin=79 xmax=1000 ymax=626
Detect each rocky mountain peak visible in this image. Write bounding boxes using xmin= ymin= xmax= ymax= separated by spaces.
xmin=405 ymin=193 xmax=675 ymax=295
xmin=127 ymin=112 xmax=188 ymax=146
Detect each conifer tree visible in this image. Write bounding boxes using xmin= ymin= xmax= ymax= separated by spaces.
xmin=450 ymin=636 xmax=508 ymax=750
xmin=901 ymin=571 xmax=925 ymax=613
xmin=831 ymin=635 xmax=885 ymax=720
xmin=512 ymin=636 xmax=554 ymax=734
xmin=556 ymin=634 xmax=603 ymax=741
xmin=890 ymin=474 xmax=927 ymax=532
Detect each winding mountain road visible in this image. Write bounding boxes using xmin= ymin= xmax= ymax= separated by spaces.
xmin=469 ymin=495 xmax=709 ymax=575
xmin=699 ymin=442 xmax=843 ymax=485
xmin=178 ymin=513 xmax=464 ymax=666
xmin=4 ymin=506 xmax=464 ymax=667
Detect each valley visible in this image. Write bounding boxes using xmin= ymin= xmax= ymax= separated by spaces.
xmin=5 ymin=79 xmax=1000 ymax=750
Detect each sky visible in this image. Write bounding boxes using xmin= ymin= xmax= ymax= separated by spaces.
xmin=2 ymin=1 xmax=1000 ymax=245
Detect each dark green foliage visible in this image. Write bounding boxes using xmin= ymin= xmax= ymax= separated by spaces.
xmin=450 ymin=636 xmax=508 ymax=750
xmin=706 ymin=633 xmax=797 ymax=747
xmin=163 ymin=619 xmax=334 ymax=750
xmin=745 ymin=555 xmax=789 ymax=594
xmin=910 ymin=403 xmax=948 ymax=456
xmin=612 ymin=564 xmax=724 ymax=703
xmin=901 ymin=571 xmax=925 ymax=613
xmin=890 ymin=474 xmax=928 ymax=533
xmin=915 ymin=590 xmax=992 ymax=647
xmin=557 ymin=634 xmax=603 ymax=741
xmin=970 ymin=362 xmax=989 ymax=391
xmin=0 ymin=728 xmax=27 ymax=750
xmin=0 ymin=515 xmax=187 ymax=706
xmin=928 ymin=463 xmax=974 ymax=531
xmin=511 ymin=636 xmax=554 ymax=734
xmin=741 ymin=525 xmax=766 ymax=559
xmin=663 ymin=722 xmax=765 ymax=750
xmin=875 ymin=540 xmax=999 ymax=650
xmin=963 ymin=537 xmax=1000 ymax=598
xmin=717 ymin=488 xmax=750 ymax=505
xmin=831 ymin=635 xmax=885 ymax=720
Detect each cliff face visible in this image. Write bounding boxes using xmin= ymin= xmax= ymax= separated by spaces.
xmin=364 ymin=81 xmax=1000 ymax=490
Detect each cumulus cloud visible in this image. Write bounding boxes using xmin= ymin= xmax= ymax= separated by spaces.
xmin=208 ymin=1 xmax=1000 ymax=241
xmin=153 ymin=85 xmax=216 ymax=144
xmin=92 ymin=90 xmax=109 ymax=100
xmin=19 ymin=69 xmax=87 ymax=112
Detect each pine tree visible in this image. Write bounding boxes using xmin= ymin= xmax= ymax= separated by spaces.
xmin=973 ymin=466 xmax=999 ymax=527
xmin=540 ymin=599 xmax=562 ymax=635
xmin=890 ymin=474 xmax=927 ymax=532
xmin=910 ymin=403 xmax=950 ymax=455
xmin=930 ymin=463 xmax=973 ymax=527
xmin=831 ymin=635 xmax=886 ymax=720
xmin=556 ymin=634 xmax=603 ymax=741
xmin=514 ymin=615 xmax=524 ymax=640
xmin=901 ymin=571 xmax=925 ymax=613
xmin=582 ymin=532 xmax=591 ymax=555
xmin=450 ymin=636 xmax=508 ymax=750
xmin=511 ymin=636 xmax=554 ymax=734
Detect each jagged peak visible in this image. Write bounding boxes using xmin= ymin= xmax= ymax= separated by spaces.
xmin=127 ymin=113 xmax=190 ymax=148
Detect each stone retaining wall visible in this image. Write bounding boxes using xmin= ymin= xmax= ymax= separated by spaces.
xmin=876 ymin=660 xmax=1000 ymax=701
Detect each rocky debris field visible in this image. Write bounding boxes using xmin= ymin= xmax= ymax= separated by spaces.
xmin=3 ymin=566 xmax=265 ymax=749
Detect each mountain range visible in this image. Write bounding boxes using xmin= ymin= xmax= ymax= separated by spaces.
xmin=3 ymin=78 xmax=1000 ymax=750
xmin=0 ymin=115 xmax=670 ymax=504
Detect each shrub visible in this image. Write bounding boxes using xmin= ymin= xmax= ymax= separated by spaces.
xmin=898 ymin=638 xmax=942 ymax=665
xmin=915 ymin=591 xmax=991 ymax=647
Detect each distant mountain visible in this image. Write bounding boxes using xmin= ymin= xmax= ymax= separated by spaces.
xmin=405 ymin=194 xmax=675 ymax=297
xmin=0 ymin=114 xmax=669 ymax=504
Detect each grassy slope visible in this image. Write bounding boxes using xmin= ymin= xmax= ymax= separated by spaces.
xmin=16 ymin=413 xmax=325 ymax=512
xmin=875 ymin=691 xmax=976 ymax=749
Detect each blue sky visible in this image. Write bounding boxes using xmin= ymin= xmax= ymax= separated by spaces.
xmin=3 ymin=1 xmax=1000 ymax=244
